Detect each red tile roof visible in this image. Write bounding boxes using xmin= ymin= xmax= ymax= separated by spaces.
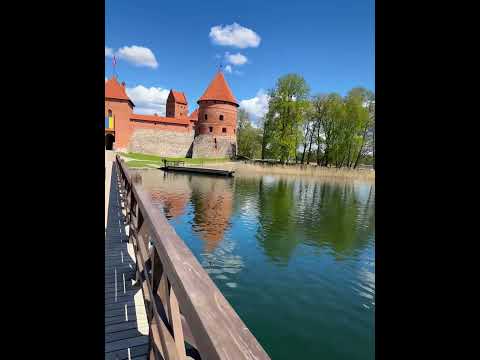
xmin=198 ymin=71 xmax=238 ymax=106
xmin=171 ymin=90 xmax=188 ymax=104
xmin=189 ymin=108 xmax=199 ymax=122
xmin=130 ymin=113 xmax=190 ymax=126
xmin=105 ymin=76 xmax=133 ymax=105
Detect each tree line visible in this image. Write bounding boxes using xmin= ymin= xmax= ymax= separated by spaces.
xmin=236 ymin=74 xmax=375 ymax=169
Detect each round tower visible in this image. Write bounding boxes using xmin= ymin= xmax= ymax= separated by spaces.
xmin=192 ymin=71 xmax=239 ymax=158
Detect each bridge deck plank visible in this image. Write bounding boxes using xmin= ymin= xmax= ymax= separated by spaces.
xmin=105 ymin=162 xmax=148 ymax=360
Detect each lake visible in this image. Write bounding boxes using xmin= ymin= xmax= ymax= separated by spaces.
xmin=133 ymin=169 xmax=375 ymax=360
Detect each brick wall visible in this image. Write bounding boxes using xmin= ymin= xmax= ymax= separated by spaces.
xmin=128 ymin=129 xmax=195 ymax=157
xmin=196 ymin=101 xmax=237 ymax=136
xmin=105 ymin=99 xmax=134 ymax=150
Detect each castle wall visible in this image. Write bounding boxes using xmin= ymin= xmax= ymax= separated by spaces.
xmin=129 ymin=119 xmax=190 ymax=133
xmin=128 ymin=128 xmax=194 ymax=157
xmin=192 ymin=134 xmax=237 ymax=159
xmin=105 ymin=99 xmax=134 ymax=150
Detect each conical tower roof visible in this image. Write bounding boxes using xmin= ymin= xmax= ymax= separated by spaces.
xmin=105 ymin=76 xmax=134 ymax=105
xmin=197 ymin=71 xmax=238 ymax=106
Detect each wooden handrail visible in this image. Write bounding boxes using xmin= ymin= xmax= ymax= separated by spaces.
xmin=115 ymin=155 xmax=271 ymax=360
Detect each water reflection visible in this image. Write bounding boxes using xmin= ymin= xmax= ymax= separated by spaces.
xmin=135 ymin=171 xmax=191 ymax=218
xmin=189 ymin=176 xmax=234 ymax=252
xmin=132 ymin=169 xmax=375 ymax=360
xmin=134 ymin=170 xmax=374 ymax=263
xmin=135 ymin=170 xmax=235 ymax=253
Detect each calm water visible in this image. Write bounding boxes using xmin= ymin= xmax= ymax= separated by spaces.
xmin=134 ymin=170 xmax=375 ymax=360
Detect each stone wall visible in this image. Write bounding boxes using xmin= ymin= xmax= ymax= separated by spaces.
xmin=192 ymin=134 xmax=237 ymax=159
xmin=128 ymin=128 xmax=194 ymax=157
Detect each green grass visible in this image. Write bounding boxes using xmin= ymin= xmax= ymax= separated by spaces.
xmin=125 ymin=160 xmax=158 ymax=168
xmin=118 ymin=152 xmax=163 ymax=162
xmin=120 ymin=152 xmax=230 ymax=168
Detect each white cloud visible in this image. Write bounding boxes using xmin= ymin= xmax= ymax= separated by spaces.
xmin=105 ymin=47 xmax=113 ymax=57
xmin=209 ymin=23 xmax=261 ymax=48
xmin=240 ymin=89 xmax=270 ymax=122
xmin=116 ymin=46 xmax=158 ymax=69
xmin=126 ymin=85 xmax=169 ymax=115
xmin=225 ymin=52 xmax=248 ymax=66
xmin=224 ymin=65 xmax=232 ymax=73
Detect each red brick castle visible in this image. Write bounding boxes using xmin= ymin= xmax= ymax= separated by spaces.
xmin=105 ymin=71 xmax=238 ymax=158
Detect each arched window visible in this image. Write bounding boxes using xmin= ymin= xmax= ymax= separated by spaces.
xmin=108 ymin=110 xmax=112 ymax=117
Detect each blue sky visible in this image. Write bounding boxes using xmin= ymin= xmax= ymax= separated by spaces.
xmin=106 ymin=0 xmax=374 ymax=119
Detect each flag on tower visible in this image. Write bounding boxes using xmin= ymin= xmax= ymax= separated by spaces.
xmin=112 ymin=55 xmax=118 ymax=77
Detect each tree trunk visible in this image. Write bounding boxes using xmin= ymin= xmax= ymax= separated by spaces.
xmin=353 ymin=129 xmax=368 ymax=169
xmin=261 ymin=123 xmax=268 ymax=160
xmin=306 ymin=123 xmax=316 ymax=164
xmin=322 ymin=148 xmax=329 ymax=167
xmin=301 ymin=144 xmax=307 ymax=164
xmin=317 ymin=126 xmax=323 ymax=165
xmin=345 ymin=145 xmax=351 ymax=168
xmin=372 ymin=128 xmax=375 ymax=170
xmin=294 ymin=135 xmax=299 ymax=164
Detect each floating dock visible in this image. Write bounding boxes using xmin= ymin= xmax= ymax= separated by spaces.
xmin=160 ymin=165 xmax=234 ymax=177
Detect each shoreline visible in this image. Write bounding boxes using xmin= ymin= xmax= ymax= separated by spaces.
xmin=225 ymin=162 xmax=374 ymax=182
xmin=118 ymin=152 xmax=374 ymax=182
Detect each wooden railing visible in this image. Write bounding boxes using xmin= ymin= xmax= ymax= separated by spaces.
xmin=115 ymin=155 xmax=271 ymax=360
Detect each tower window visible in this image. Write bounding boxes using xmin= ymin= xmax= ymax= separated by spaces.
xmin=209 ymin=127 xmax=213 ymax=132
xmin=205 ymin=114 xmax=208 ymax=120
xmin=222 ymin=128 xmax=227 ymax=133
xmin=219 ymin=115 xmax=224 ymax=121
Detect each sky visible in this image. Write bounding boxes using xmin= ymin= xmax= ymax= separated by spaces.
xmin=106 ymin=0 xmax=375 ymax=122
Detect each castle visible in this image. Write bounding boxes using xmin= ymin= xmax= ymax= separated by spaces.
xmin=105 ymin=71 xmax=238 ymax=158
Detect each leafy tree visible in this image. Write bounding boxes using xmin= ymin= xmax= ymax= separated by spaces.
xmin=347 ymin=88 xmax=374 ymax=169
xmin=258 ymin=73 xmax=375 ymax=169
xmin=310 ymin=89 xmax=373 ymax=168
xmin=300 ymin=102 xmax=316 ymax=164
xmin=237 ymin=109 xmax=263 ymax=159
xmin=313 ymin=93 xmax=345 ymax=166
xmin=264 ymin=74 xmax=310 ymax=163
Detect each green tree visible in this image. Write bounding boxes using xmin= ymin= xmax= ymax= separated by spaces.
xmin=264 ymin=74 xmax=310 ymax=163
xmin=312 ymin=93 xmax=345 ymax=167
xmin=237 ymin=110 xmax=263 ymax=159
xmin=346 ymin=88 xmax=374 ymax=169
xmin=310 ymin=88 xmax=373 ymax=168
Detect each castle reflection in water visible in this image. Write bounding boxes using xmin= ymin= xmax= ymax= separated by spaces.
xmin=137 ymin=170 xmax=234 ymax=253
xmin=130 ymin=170 xmax=375 ymax=262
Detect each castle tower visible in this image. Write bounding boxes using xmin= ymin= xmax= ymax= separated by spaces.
xmin=105 ymin=76 xmax=135 ymax=151
xmin=166 ymin=90 xmax=188 ymax=118
xmin=192 ymin=71 xmax=238 ymax=158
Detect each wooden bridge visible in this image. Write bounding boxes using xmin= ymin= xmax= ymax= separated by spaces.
xmin=105 ymin=154 xmax=270 ymax=359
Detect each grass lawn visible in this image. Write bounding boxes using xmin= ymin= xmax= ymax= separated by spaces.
xmin=124 ymin=160 xmax=159 ymax=168
xmin=119 ymin=152 xmax=230 ymax=168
